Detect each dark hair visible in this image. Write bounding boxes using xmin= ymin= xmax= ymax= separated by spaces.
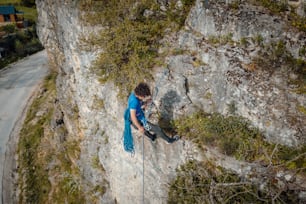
xmin=134 ymin=82 xmax=151 ymax=97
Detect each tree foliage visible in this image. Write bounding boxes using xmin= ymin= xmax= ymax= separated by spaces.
xmin=21 ymin=0 xmax=35 ymax=7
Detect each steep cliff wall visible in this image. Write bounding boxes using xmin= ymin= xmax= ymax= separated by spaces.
xmin=35 ymin=0 xmax=305 ymax=203
xmin=36 ymin=1 xmax=199 ymax=203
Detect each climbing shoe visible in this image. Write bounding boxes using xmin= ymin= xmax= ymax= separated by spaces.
xmin=167 ymin=135 xmax=180 ymax=144
xmin=145 ymin=131 xmax=156 ymax=143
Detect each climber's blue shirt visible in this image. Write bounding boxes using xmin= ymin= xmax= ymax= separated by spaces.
xmin=123 ymin=92 xmax=145 ymax=154
xmin=127 ymin=92 xmax=144 ymax=120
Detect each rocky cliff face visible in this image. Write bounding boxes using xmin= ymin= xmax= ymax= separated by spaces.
xmin=35 ymin=0 xmax=305 ymax=203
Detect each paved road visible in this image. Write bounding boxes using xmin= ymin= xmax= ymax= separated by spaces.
xmin=0 ymin=50 xmax=48 ymax=204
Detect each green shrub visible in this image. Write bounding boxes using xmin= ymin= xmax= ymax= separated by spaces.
xmin=80 ymin=0 xmax=195 ymax=98
xmin=21 ymin=0 xmax=35 ymax=7
xmin=54 ymin=171 xmax=85 ymax=204
xmin=207 ymin=33 xmax=234 ymax=46
xmin=16 ymin=30 xmax=29 ymax=42
xmin=24 ymin=37 xmax=43 ymax=54
xmin=240 ymin=37 xmax=248 ymax=47
xmin=299 ymin=46 xmax=306 ymax=57
xmin=168 ymin=160 xmax=300 ymax=203
xmin=208 ymin=35 xmax=220 ymax=45
xmin=173 ymin=111 xmax=306 ymax=172
xmin=229 ymin=0 xmax=240 ymax=10
xmin=14 ymin=39 xmax=24 ymax=55
xmin=0 ymin=0 xmax=21 ymax=5
xmin=0 ymin=23 xmax=16 ymax=33
xmin=254 ymin=34 xmax=264 ymax=46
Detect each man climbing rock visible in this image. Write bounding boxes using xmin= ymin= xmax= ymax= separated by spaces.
xmin=123 ymin=82 xmax=179 ymax=153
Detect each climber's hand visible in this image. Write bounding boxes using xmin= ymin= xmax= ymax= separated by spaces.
xmin=139 ymin=127 xmax=145 ymax=134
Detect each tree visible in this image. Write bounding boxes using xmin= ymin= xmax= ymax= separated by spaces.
xmin=21 ymin=0 xmax=36 ymax=7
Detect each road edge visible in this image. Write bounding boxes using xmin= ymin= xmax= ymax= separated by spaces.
xmin=1 ymin=81 xmax=46 ymax=204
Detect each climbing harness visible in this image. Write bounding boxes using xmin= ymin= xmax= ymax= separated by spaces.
xmin=140 ymin=117 xmax=151 ymax=131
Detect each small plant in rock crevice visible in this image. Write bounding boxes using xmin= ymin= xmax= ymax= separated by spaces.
xmin=207 ymin=33 xmax=234 ymax=46
xmin=92 ymin=154 xmax=105 ymax=172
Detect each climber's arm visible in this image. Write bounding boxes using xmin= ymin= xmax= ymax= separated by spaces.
xmin=130 ymin=109 xmax=145 ymax=134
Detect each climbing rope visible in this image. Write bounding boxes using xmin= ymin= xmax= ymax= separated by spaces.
xmin=142 ymin=126 xmax=145 ymax=204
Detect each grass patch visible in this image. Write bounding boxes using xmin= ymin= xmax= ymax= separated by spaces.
xmin=168 ymin=160 xmax=302 ymax=203
xmin=297 ymin=105 xmax=306 ymax=115
xmin=91 ymin=154 xmax=105 ymax=171
xmin=92 ymin=95 xmax=104 ymax=110
xmin=79 ymin=0 xmax=195 ymax=98
xmin=43 ymin=157 xmax=85 ymax=204
xmin=48 ymin=138 xmax=86 ymax=204
xmin=15 ymin=5 xmax=38 ymax=22
xmin=18 ymin=72 xmax=87 ymax=203
xmin=89 ymin=185 xmax=106 ymax=203
xmin=0 ymin=0 xmax=21 ymax=4
xmin=207 ymin=33 xmax=234 ymax=46
xmin=173 ymin=111 xmax=306 ymax=172
xmin=53 ymin=170 xmax=85 ymax=204
xmin=229 ymin=0 xmax=240 ymax=10
xmin=18 ymin=72 xmax=57 ymax=204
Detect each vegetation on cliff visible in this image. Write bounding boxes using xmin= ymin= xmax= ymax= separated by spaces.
xmin=80 ymin=0 xmax=195 ymax=98
xmin=18 ymin=0 xmax=305 ymax=203
xmin=169 ymin=110 xmax=305 ymax=203
xmin=18 ymin=73 xmax=56 ymax=203
xmin=174 ymin=111 xmax=305 ymax=170
xmin=168 ymin=160 xmax=303 ymax=203
xmin=251 ymin=0 xmax=306 ymax=32
xmin=17 ymin=72 xmax=86 ymax=203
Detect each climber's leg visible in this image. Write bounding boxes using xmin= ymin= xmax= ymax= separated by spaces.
xmin=147 ymin=121 xmax=179 ymax=143
xmin=131 ymin=121 xmax=156 ymax=141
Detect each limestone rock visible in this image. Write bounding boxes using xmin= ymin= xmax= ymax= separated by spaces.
xmin=35 ymin=0 xmax=306 ymax=203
